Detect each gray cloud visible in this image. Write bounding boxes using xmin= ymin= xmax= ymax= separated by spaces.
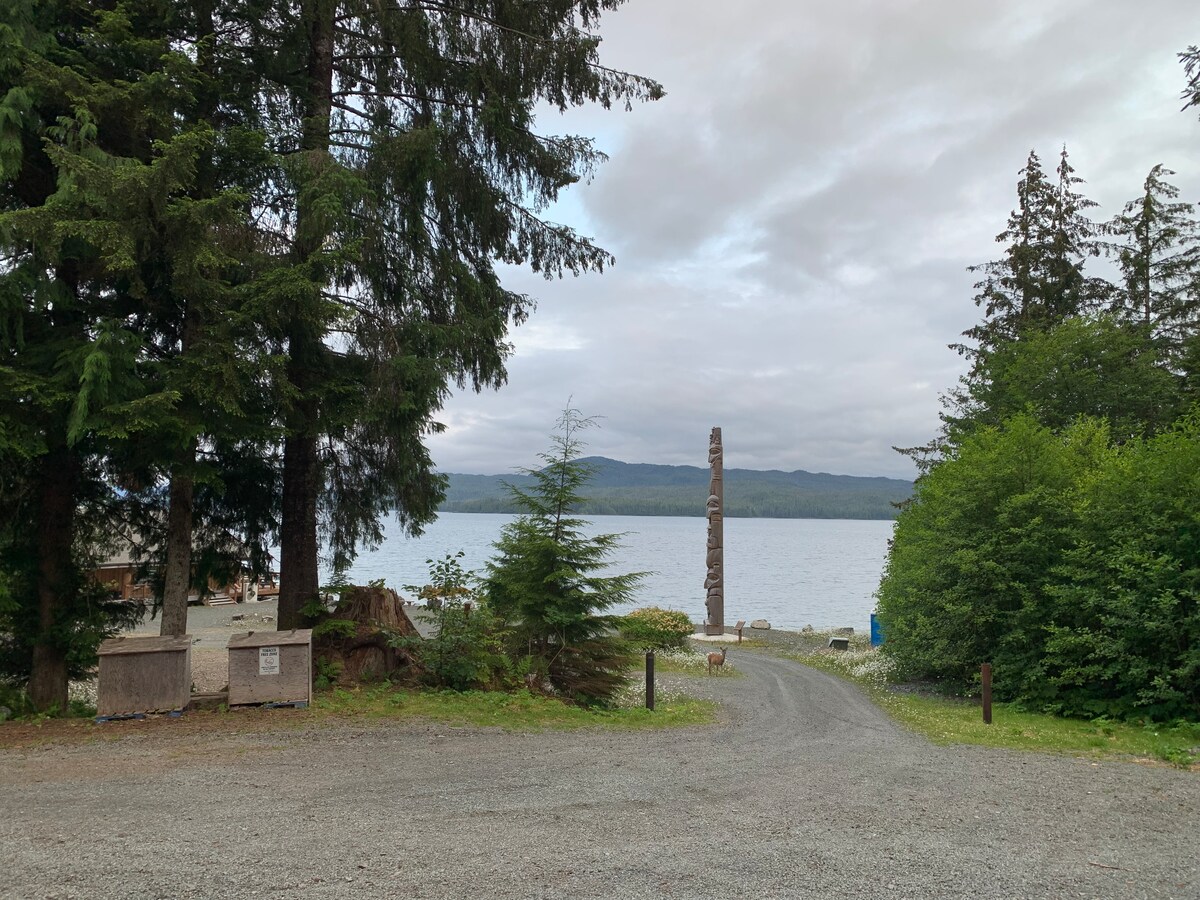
xmin=427 ymin=0 xmax=1200 ymax=481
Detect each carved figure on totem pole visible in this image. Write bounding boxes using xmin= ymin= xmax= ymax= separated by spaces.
xmin=704 ymin=427 xmax=724 ymax=635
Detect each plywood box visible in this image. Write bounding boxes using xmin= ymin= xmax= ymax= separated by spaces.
xmin=97 ymin=635 xmax=192 ymax=716
xmin=227 ymin=629 xmax=312 ymax=706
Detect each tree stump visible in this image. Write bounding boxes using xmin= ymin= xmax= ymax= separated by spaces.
xmin=313 ymin=585 xmax=421 ymax=683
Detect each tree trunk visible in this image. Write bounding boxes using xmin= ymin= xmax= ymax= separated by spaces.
xmin=28 ymin=444 xmax=78 ymax=712
xmin=159 ymin=464 xmax=195 ymax=635
xmin=277 ymin=0 xmax=334 ymax=629
xmin=160 ymin=302 xmax=201 ymax=635
xmin=278 ymin=384 xmax=320 ymax=630
xmin=160 ymin=1 xmax=226 ymax=636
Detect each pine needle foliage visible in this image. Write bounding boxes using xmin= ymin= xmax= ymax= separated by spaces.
xmin=1103 ymin=164 xmax=1200 ymax=362
xmin=484 ymin=408 xmax=641 ymax=705
xmin=240 ymin=0 xmax=664 ymax=625
xmin=1181 ymin=45 xmax=1200 ymax=113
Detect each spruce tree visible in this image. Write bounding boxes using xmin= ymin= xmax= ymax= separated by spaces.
xmin=0 ymin=1 xmax=274 ymax=700
xmin=484 ymin=408 xmax=640 ymax=705
xmin=244 ymin=1 xmax=663 ymax=628
xmin=964 ymin=148 xmax=1100 ymax=353
xmin=1104 ymin=165 xmax=1200 ymax=362
xmin=131 ymin=1 xmax=280 ymax=635
xmin=948 ymin=147 xmax=1107 ymax=437
xmin=0 ymin=0 xmax=181 ymax=705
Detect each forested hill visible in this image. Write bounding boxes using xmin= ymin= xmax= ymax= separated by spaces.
xmin=439 ymin=457 xmax=912 ymax=519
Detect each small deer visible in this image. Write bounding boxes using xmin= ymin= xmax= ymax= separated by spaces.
xmin=707 ymin=646 xmax=728 ymax=675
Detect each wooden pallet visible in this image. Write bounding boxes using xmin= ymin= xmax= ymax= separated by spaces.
xmin=95 ymin=710 xmax=183 ymax=723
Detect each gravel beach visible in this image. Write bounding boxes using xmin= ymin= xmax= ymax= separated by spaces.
xmin=3 ymin=642 xmax=1197 ymax=900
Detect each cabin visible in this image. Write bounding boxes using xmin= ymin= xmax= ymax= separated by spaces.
xmin=93 ymin=545 xmax=154 ymax=603
xmin=90 ymin=536 xmax=278 ymax=607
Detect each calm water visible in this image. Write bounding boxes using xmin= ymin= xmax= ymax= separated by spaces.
xmin=338 ymin=513 xmax=893 ymax=632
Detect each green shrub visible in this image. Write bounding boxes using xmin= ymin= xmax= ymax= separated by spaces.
xmin=406 ymin=552 xmax=474 ymax=611
xmin=620 ymin=607 xmax=694 ymax=650
xmin=399 ymin=552 xmax=512 ymax=692
xmin=879 ymin=413 xmax=1200 ymax=722
xmin=313 ymin=656 xmax=343 ymax=691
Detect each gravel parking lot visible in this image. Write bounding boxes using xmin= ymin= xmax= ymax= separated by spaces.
xmin=2 ymin=648 xmax=1197 ymax=899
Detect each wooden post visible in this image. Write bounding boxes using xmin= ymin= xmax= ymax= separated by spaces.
xmin=645 ymin=651 xmax=655 ymax=711
xmin=981 ymin=663 xmax=992 ymax=725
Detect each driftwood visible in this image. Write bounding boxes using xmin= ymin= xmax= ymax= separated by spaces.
xmin=313 ymin=585 xmax=420 ymax=683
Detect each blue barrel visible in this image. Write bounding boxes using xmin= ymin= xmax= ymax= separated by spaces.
xmin=870 ymin=613 xmax=885 ymax=647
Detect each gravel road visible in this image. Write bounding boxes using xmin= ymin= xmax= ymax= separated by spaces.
xmin=2 ymin=649 xmax=1196 ymax=899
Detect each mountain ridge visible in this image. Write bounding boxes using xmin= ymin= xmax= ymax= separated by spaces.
xmin=439 ymin=456 xmax=912 ymax=520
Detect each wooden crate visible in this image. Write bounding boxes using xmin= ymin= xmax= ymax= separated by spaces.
xmin=97 ymin=635 xmax=192 ymax=716
xmin=227 ymin=629 xmax=312 ymax=706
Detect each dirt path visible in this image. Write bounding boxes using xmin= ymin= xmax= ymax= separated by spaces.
xmin=1 ymin=651 xmax=1196 ymax=899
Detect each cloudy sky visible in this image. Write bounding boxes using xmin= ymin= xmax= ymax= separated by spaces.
xmin=427 ymin=0 xmax=1198 ymax=481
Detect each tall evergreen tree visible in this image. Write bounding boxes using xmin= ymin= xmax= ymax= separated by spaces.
xmin=1104 ymin=165 xmax=1200 ymax=358
xmin=948 ymin=147 xmax=1106 ymax=438
xmin=0 ymin=0 xmax=187 ymax=706
xmin=131 ymin=1 xmax=280 ymax=635
xmin=964 ymin=148 xmax=1100 ymax=354
xmin=0 ymin=1 xmax=276 ymax=701
xmin=245 ymin=0 xmax=663 ymax=628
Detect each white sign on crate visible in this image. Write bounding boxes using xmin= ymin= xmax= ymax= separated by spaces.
xmin=259 ymin=646 xmax=281 ymax=676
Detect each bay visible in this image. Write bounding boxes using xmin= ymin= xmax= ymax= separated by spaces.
xmin=339 ymin=513 xmax=893 ymax=632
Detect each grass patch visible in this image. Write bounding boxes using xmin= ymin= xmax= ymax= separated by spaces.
xmin=652 ymin=646 xmax=743 ymax=677
xmin=793 ymin=648 xmax=1200 ymax=768
xmin=312 ymin=684 xmax=716 ymax=731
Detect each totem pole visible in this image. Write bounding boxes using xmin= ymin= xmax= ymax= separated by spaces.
xmin=704 ymin=427 xmax=724 ymax=636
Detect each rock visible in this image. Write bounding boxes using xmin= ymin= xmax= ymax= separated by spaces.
xmin=833 ymin=627 xmax=854 ymax=636
xmin=828 ymin=637 xmax=850 ymax=651
xmin=801 ymin=624 xmax=813 ymax=633
xmin=750 ymin=619 xmax=771 ymax=630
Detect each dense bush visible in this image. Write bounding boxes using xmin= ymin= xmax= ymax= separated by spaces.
xmin=878 ymin=414 xmax=1200 ymax=721
xmin=619 ymin=607 xmax=694 ymax=650
xmin=1040 ymin=421 xmax=1200 ymax=719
